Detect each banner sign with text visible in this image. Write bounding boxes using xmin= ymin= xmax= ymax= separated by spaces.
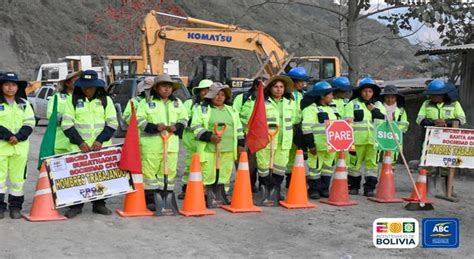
xmin=45 ymin=145 xmax=135 ymax=208
xmin=420 ymin=127 xmax=474 ymax=169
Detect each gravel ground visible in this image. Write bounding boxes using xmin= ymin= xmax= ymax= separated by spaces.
xmin=0 ymin=125 xmax=472 ymax=258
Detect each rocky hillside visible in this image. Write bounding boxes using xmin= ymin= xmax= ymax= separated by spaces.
xmin=0 ymin=0 xmax=422 ymax=80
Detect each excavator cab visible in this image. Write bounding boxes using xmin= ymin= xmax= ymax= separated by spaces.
xmin=285 ymin=57 xmax=339 ymax=83
xmin=188 ymin=55 xmax=234 ymax=87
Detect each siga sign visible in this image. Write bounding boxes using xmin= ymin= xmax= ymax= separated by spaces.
xmin=325 ymin=120 xmax=354 ymax=152
xmin=375 ymin=120 xmax=402 ymax=151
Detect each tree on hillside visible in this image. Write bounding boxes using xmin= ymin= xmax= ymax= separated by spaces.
xmin=380 ymin=1 xmax=473 ymax=82
xmin=248 ymin=0 xmax=423 ymax=84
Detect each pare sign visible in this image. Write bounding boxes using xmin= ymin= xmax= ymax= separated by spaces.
xmin=326 ymin=120 xmax=355 ymax=152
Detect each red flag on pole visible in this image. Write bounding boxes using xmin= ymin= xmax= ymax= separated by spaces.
xmin=119 ymin=102 xmax=142 ymax=174
xmin=246 ymin=81 xmax=269 ymax=153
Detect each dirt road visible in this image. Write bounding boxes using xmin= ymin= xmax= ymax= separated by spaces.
xmin=0 ymin=126 xmax=472 ymax=258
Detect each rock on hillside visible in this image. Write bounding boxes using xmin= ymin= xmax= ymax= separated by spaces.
xmin=0 ymin=0 xmax=422 ymax=80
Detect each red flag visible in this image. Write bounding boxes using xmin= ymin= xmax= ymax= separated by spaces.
xmin=119 ymin=102 xmax=142 ymax=174
xmin=246 ymin=81 xmax=269 ymax=153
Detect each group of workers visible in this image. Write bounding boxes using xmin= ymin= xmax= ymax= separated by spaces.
xmin=0 ymin=66 xmax=466 ymax=219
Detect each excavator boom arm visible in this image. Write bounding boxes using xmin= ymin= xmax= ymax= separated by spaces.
xmin=141 ymin=10 xmax=288 ymax=76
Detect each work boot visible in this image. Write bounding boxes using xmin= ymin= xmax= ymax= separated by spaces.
xmin=92 ymin=202 xmax=112 ymax=215
xmin=8 ymin=194 xmax=23 ymax=210
xmin=285 ymin=173 xmax=292 ymax=189
xmin=321 ymin=176 xmax=332 ymax=198
xmin=348 ymin=175 xmax=361 ymax=195
xmin=273 ymin=174 xmax=285 ymax=201
xmin=363 ymin=176 xmax=378 ymax=197
xmin=0 ymin=193 xmax=6 ymax=218
xmin=251 ymin=169 xmax=259 ymax=193
xmin=177 ymin=184 xmax=187 ymax=200
xmin=65 ymin=206 xmax=83 ymax=218
xmin=307 ymin=179 xmax=320 ymax=200
xmin=145 ymin=190 xmax=156 ymax=211
xmin=9 ymin=208 xmax=22 ymax=219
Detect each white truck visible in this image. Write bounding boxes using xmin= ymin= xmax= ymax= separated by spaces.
xmin=34 ymin=55 xmax=106 ymax=87
xmin=29 ymin=55 xmax=181 ymax=124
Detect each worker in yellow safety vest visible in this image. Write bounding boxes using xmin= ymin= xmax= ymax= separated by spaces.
xmin=233 ymin=77 xmax=267 ymax=192
xmin=179 ymin=79 xmax=212 ymax=199
xmin=47 ymin=71 xmax=81 ymax=154
xmin=191 ymin=83 xmax=245 ymax=206
xmin=344 ymin=77 xmax=386 ymax=197
xmin=379 ymin=85 xmax=409 ymax=163
xmin=416 ymin=79 xmax=466 ymax=130
xmin=248 ymin=75 xmax=296 ymax=203
xmin=329 ymin=76 xmax=352 ymax=115
xmin=0 ymin=72 xmax=35 ymax=219
xmin=301 ymin=81 xmax=340 ymax=199
xmin=62 ymin=70 xmax=118 ymax=218
xmin=122 ymin=76 xmax=154 ymax=125
xmin=136 ymin=74 xmax=188 ymax=210
xmin=416 ymin=79 xmax=466 ymax=178
xmin=284 ymin=67 xmax=311 ymax=188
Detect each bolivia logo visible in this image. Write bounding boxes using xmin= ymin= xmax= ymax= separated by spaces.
xmin=373 ymin=218 xmax=419 ymax=248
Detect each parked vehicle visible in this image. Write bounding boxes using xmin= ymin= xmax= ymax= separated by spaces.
xmin=27 ymin=84 xmax=56 ymax=124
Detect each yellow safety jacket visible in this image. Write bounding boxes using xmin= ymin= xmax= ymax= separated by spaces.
xmin=344 ymin=98 xmax=386 ymax=145
xmin=416 ymin=100 xmax=466 ymax=126
xmin=302 ymin=104 xmax=339 ymax=151
xmin=47 ymin=93 xmax=71 ymax=153
xmin=292 ymin=90 xmax=304 ymax=123
xmin=122 ymin=96 xmax=143 ymax=124
xmin=391 ymin=106 xmax=409 ymax=133
xmin=136 ymin=96 xmax=188 ymax=153
xmin=191 ymin=104 xmax=244 ymax=159
xmin=236 ymin=93 xmax=256 ymax=132
xmin=183 ymin=98 xmax=202 ymax=148
xmin=265 ymin=97 xmax=296 ymax=150
xmin=62 ymin=96 xmax=117 ymax=151
xmin=331 ymin=98 xmax=348 ymax=117
xmin=0 ymin=98 xmax=35 ymax=156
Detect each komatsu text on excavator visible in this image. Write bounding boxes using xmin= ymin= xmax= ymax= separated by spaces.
xmin=139 ymin=10 xmax=341 ymax=88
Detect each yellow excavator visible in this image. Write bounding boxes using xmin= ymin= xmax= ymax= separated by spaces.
xmin=138 ymin=10 xmax=341 ymax=88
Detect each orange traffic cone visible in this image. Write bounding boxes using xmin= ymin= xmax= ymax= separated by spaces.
xmin=403 ymin=168 xmax=433 ymax=203
xmin=321 ymin=152 xmax=358 ymax=206
xmin=116 ymin=173 xmax=154 ymax=217
xmin=23 ymin=163 xmax=66 ymax=222
xmin=280 ymin=150 xmax=316 ymax=209
xmin=222 ymin=152 xmax=262 ymax=213
xmin=368 ymin=151 xmax=403 ymax=203
xmin=180 ymin=154 xmax=216 ymax=217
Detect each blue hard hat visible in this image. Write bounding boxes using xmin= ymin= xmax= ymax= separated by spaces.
xmin=74 ymin=70 xmax=106 ymax=88
xmin=330 ymin=76 xmax=352 ymax=91
xmin=285 ymin=67 xmax=312 ymax=81
xmin=425 ymin=79 xmax=450 ymax=95
xmin=353 ymin=77 xmax=381 ymax=100
xmin=306 ymin=81 xmax=334 ymax=97
xmin=358 ymin=77 xmax=378 ymax=88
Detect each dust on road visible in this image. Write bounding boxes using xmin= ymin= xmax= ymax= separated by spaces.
xmin=0 ymin=125 xmax=472 ymax=258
